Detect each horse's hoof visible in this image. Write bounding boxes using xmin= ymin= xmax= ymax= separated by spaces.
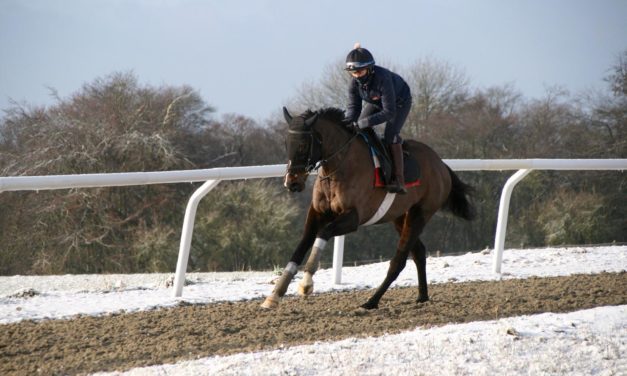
xmin=354 ymin=307 xmax=369 ymax=316
xmin=260 ymin=296 xmax=279 ymax=309
xmin=360 ymin=301 xmax=378 ymax=310
xmin=298 ymin=273 xmax=314 ymax=296
xmin=298 ymin=283 xmax=313 ymax=296
xmin=416 ymin=295 xmax=429 ymax=303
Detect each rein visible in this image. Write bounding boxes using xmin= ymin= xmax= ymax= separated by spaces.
xmin=317 ymin=131 xmax=360 ymax=181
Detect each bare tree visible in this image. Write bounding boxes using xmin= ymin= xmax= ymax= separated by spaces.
xmin=606 ymin=50 xmax=627 ymax=97
xmin=287 ymin=58 xmax=352 ymax=113
xmin=593 ymin=49 xmax=627 ymax=156
xmin=0 ymin=72 xmax=215 ymax=274
xmin=402 ymin=57 xmax=471 ymax=138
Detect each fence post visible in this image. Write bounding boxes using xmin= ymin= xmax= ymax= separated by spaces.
xmin=173 ymin=179 xmax=221 ymax=297
xmin=493 ymin=169 xmax=532 ymax=274
xmin=332 ymin=235 xmax=345 ymax=284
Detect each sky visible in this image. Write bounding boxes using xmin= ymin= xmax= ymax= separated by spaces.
xmin=1 ymin=0 xmax=626 ymax=120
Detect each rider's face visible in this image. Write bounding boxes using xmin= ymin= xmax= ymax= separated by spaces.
xmin=350 ymin=68 xmax=368 ymax=78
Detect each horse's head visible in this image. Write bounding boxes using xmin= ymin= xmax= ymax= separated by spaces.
xmin=283 ymin=107 xmax=320 ymax=192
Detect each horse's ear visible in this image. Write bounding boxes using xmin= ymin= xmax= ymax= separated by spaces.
xmin=304 ymin=112 xmax=318 ymax=127
xmin=283 ymin=107 xmax=292 ymax=123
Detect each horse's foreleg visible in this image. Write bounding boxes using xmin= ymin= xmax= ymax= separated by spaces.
xmin=298 ymin=238 xmax=326 ymax=296
xmin=261 ymin=207 xmax=323 ymax=309
xmin=298 ymin=210 xmax=359 ymax=297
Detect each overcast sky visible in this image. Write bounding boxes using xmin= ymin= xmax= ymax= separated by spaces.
xmin=1 ymin=0 xmax=625 ymax=120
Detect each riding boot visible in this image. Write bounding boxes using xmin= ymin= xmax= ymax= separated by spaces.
xmin=387 ymin=143 xmax=407 ymax=194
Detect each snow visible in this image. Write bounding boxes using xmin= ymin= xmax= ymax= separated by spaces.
xmin=1 ymin=245 xmax=624 ymax=325
xmin=95 ymin=306 xmax=627 ymax=376
xmin=2 ymin=245 xmax=626 ymax=375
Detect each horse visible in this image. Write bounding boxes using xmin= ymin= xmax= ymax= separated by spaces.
xmin=261 ymin=107 xmax=475 ymax=310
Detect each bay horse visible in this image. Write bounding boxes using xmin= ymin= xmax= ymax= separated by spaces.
xmin=261 ymin=107 xmax=475 ymax=310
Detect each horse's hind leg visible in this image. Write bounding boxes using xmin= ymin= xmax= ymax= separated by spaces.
xmin=409 ymin=210 xmax=435 ymax=303
xmin=410 ymin=239 xmax=429 ymax=303
xmin=361 ymin=245 xmax=410 ymax=309
xmin=362 ymin=207 xmax=423 ymax=309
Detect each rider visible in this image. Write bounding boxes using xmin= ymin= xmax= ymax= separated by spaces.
xmin=343 ymin=43 xmax=412 ymax=194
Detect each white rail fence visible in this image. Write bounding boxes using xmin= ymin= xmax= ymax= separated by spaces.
xmin=1 ymin=159 xmax=625 ymax=297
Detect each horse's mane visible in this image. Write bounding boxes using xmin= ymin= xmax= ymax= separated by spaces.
xmin=301 ymin=107 xmax=345 ymax=125
xmin=317 ymin=107 xmax=346 ymax=124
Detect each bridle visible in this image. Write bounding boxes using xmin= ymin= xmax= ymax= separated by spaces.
xmin=286 ymin=113 xmax=359 ymax=178
xmin=286 ymin=123 xmax=323 ymax=174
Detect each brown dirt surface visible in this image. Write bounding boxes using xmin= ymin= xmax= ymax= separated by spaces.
xmin=1 ymin=272 xmax=625 ymax=375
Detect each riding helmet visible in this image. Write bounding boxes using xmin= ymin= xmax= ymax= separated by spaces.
xmin=345 ymin=42 xmax=375 ymax=72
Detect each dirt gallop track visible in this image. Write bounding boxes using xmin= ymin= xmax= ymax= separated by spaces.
xmin=1 ymin=272 xmax=626 ymax=375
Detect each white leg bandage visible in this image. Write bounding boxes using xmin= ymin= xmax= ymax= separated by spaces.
xmin=304 ymin=239 xmax=326 ymax=274
xmin=313 ymin=238 xmax=327 ymax=250
xmin=285 ymin=261 xmax=298 ymax=275
xmin=272 ymin=261 xmax=299 ymax=298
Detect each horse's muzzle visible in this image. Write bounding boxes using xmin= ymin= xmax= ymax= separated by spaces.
xmin=284 ymin=172 xmax=307 ymax=192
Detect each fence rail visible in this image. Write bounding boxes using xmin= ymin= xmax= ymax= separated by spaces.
xmin=1 ymin=159 xmax=625 ymax=297
xmin=1 ymin=159 xmax=625 ymax=192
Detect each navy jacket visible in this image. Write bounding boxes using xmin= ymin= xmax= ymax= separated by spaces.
xmin=345 ymin=65 xmax=411 ymax=127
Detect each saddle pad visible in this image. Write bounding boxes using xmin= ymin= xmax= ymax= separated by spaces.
xmin=360 ymin=129 xmax=421 ymax=189
xmin=373 ymin=152 xmax=421 ymax=188
xmin=402 ymin=151 xmax=421 ymax=188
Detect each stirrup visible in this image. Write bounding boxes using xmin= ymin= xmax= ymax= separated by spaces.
xmin=386 ymin=180 xmax=407 ymax=194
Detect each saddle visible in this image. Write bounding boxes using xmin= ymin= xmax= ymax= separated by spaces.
xmin=359 ymin=128 xmax=421 ymax=189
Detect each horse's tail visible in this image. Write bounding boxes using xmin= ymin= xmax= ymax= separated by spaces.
xmin=444 ymin=165 xmax=476 ymax=221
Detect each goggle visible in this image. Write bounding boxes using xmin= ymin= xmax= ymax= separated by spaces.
xmin=345 ymin=61 xmax=373 ymax=71
xmin=349 ymin=68 xmax=367 ymax=75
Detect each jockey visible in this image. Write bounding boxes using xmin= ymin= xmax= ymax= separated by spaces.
xmin=343 ymin=43 xmax=412 ymax=194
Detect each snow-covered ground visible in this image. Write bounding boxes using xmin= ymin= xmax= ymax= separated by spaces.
xmin=2 ymin=245 xmax=626 ymax=375
xmin=95 ymin=305 xmax=626 ymax=376
xmin=1 ymin=245 xmax=625 ymax=324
